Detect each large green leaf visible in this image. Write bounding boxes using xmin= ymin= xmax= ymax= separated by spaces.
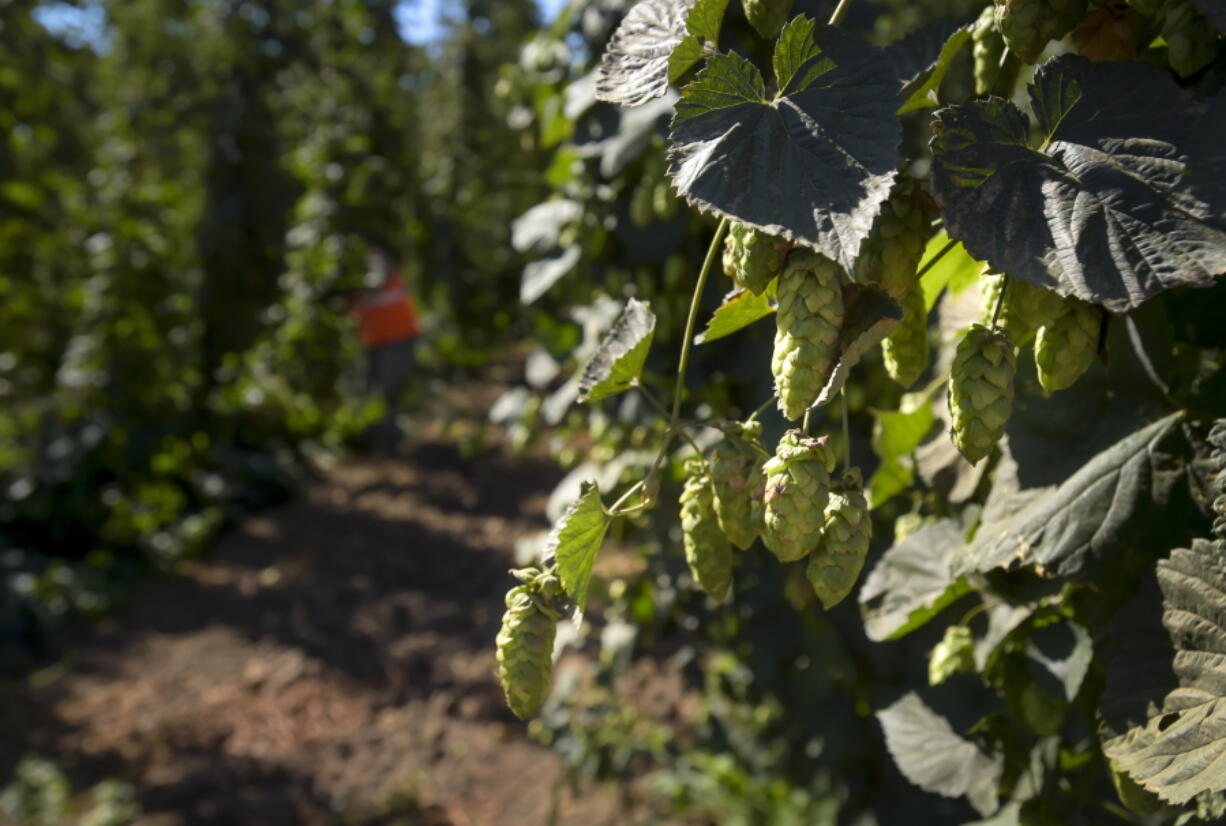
xmin=578 ymin=298 xmax=657 ymax=402
xmin=860 ymin=519 xmax=972 ymax=641
xmin=1102 ymin=539 xmax=1226 ymax=804
xmin=547 ymin=481 xmax=611 ymax=612
xmin=878 ymin=692 xmax=1003 ymax=816
xmin=931 ymin=55 xmax=1226 ymax=312
xmin=595 ymin=0 xmax=729 ymax=107
xmin=667 ymin=20 xmax=901 ymax=271
xmin=694 ymin=286 xmax=774 ymax=344
xmin=955 ymin=413 xmax=1189 ymax=579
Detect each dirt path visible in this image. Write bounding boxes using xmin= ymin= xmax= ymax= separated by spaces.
xmin=0 ymin=441 xmax=627 ymax=825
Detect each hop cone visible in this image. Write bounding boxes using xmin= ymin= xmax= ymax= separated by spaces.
xmin=680 ymin=460 xmax=734 ymax=600
xmin=722 ymin=221 xmax=789 ymax=295
xmin=744 ymin=0 xmax=792 ymax=39
xmin=762 ymin=431 xmax=837 ymax=562
xmin=807 ymin=468 xmax=872 ymax=609
xmin=995 ymin=0 xmax=1089 ymax=63
xmin=1163 ymin=0 xmax=1218 ymax=76
xmin=853 ymin=185 xmax=929 ymax=299
xmin=980 ymin=274 xmax=1064 ymax=346
xmin=496 ymin=576 xmax=560 ymax=719
xmin=1209 ymin=419 xmax=1226 ymax=539
xmin=949 ymin=323 xmax=1016 ymax=465
xmin=1034 ymin=298 xmax=1100 ymax=393
xmin=929 ymin=625 xmax=976 ymax=685
xmin=711 ymin=420 xmax=768 ymax=550
xmin=882 ymin=284 xmax=929 ymax=388
xmin=773 ymin=252 xmax=844 ymax=421
xmin=972 ymin=5 xmax=1011 ymax=95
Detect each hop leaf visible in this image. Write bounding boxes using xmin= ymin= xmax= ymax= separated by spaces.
xmin=743 ymin=0 xmax=792 ymax=39
xmin=772 ymin=251 xmax=845 ymax=420
xmin=881 ymin=284 xmax=929 ymax=388
xmin=1209 ymin=419 xmax=1226 ymax=540
xmin=680 ymin=460 xmax=734 ymax=599
xmin=994 ymin=0 xmax=1089 ymax=63
xmin=723 ymin=221 xmax=790 ymax=295
xmin=1035 ymin=297 xmax=1100 ymax=392
xmin=1163 ymin=0 xmax=1219 ymax=77
xmin=949 ymin=323 xmax=1016 ymax=466
xmin=496 ymin=574 xmax=563 ymax=719
xmin=929 ymin=625 xmax=976 ymax=685
xmin=807 ymin=468 xmax=872 ymax=609
xmin=762 ymin=430 xmax=837 ymax=561
xmin=710 ymin=420 xmax=768 ymax=550
xmin=578 ymin=299 xmax=657 ymax=403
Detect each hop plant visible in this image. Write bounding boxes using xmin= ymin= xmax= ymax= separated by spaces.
xmin=853 ymin=185 xmax=929 ymax=299
xmin=680 ymin=459 xmax=734 ymax=600
xmin=929 ymin=625 xmax=976 ymax=685
xmin=496 ymin=568 xmax=564 ymax=719
xmin=1209 ymin=419 xmax=1226 ymax=539
xmin=1035 ymin=298 xmax=1100 ymax=392
xmin=722 ymin=221 xmax=790 ymax=295
xmin=1162 ymin=0 xmax=1218 ymax=76
xmin=882 ymin=284 xmax=929 ymax=388
xmin=743 ymin=0 xmax=792 ymax=39
xmin=773 ymin=252 xmax=845 ymax=421
xmin=995 ymin=0 xmax=1089 ymax=63
xmin=710 ymin=420 xmax=768 ymax=550
xmin=949 ymin=323 xmax=1017 ymax=465
xmin=972 ymin=4 xmax=1017 ymax=94
xmin=762 ymin=431 xmax=838 ymax=562
xmin=1072 ymin=2 xmax=1143 ymax=61
xmin=807 ymin=468 xmax=872 ymax=609
xmin=980 ymin=274 xmax=1064 ymax=346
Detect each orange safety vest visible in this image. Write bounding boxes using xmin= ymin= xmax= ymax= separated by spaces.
xmin=354 ymin=272 xmax=421 ymax=348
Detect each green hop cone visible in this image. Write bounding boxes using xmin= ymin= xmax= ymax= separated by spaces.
xmin=1209 ymin=419 xmax=1226 ymax=539
xmin=762 ymin=430 xmax=837 ymax=562
xmin=1035 ymin=297 xmax=1100 ymax=393
xmin=680 ymin=460 xmax=734 ymax=600
xmin=495 ymin=571 xmax=562 ymax=719
xmin=807 ymin=468 xmax=872 ymax=609
xmin=773 ymin=252 xmax=845 ymax=421
xmin=980 ymin=274 xmax=1064 ymax=346
xmin=882 ymin=284 xmax=929 ymax=388
xmin=853 ymin=185 xmax=929 ymax=299
xmin=722 ymin=221 xmax=790 ymax=295
xmin=972 ymin=5 xmax=1018 ymax=95
xmin=949 ymin=323 xmax=1017 ymax=465
xmin=1163 ymin=0 xmax=1218 ymax=76
xmin=710 ymin=420 xmax=768 ymax=550
xmin=929 ymin=625 xmax=976 ymax=685
xmin=743 ymin=0 xmax=792 ymax=39
xmin=995 ymin=0 xmax=1089 ymax=63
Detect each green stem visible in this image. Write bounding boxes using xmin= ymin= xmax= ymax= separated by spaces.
xmin=802 ymin=407 xmax=812 ymax=435
xmin=746 ymin=394 xmax=776 ymax=422
xmin=840 ymin=390 xmax=851 ymax=470
xmin=989 ymin=273 xmax=1008 ymax=331
xmin=916 ymin=237 xmax=958 ymax=282
xmin=634 ymin=380 xmax=671 ymax=421
xmin=671 ymin=218 xmax=728 ymax=422
xmin=606 ymin=479 xmax=646 ymax=515
xmin=827 ymin=0 xmax=854 ymax=26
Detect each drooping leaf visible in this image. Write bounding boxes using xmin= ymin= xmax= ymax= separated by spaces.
xmin=695 ymin=287 xmax=774 ymax=344
xmin=860 ymin=519 xmax=972 ymax=641
xmin=667 ymin=24 xmax=901 ymax=270
xmin=811 ymin=284 xmax=903 ymax=407
xmin=547 ymin=481 xmax=611 ymax=612
xmin=1102 ymin=539 xmax=1226 ymax=804
xmin=595 ymin=0 xmax=728 ymax=107
xmin=578 ymin=298 xmax=657 ymax=402
xmin=955 ymin=412 xmax=1189 ymax=579
xmin=931 ymin=55 xmax=1226 ymax=312
xmin=521 ymin=245 xmax=582 ymax=305
xmin=897 ymin=23 xmax=974 ymax=114
xmin=878 ymin=693 xmax=1004 ymax=816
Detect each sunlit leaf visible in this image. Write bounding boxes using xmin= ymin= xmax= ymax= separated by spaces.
xmin=547 ymin=481 xmax=611 ymax=612
xmin=897 ymin=23 xmax=973 ymax=114
xmin=695 ymin=287 xmax=774 ymax=344
xmin=578 ymin=298 xmax=657 ymax=402
xmin=860 ymin=519 xmax=971 ymax=641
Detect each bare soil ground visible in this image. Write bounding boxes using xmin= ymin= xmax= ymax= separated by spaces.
xmin=0 ymin=437 xmax=632 ymax=825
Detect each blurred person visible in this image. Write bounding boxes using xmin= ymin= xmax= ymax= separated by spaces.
xmin=354 ymin=247 xmax=421 ymax=452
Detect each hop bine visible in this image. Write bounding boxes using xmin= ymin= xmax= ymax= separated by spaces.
xmin=710 ymin=420 xmax=768 ymax=550
xmin=807 ymin=468 xmax=871 ymax=609
xmin=762 ymin=431 xmax=837 ymax=562
xmin=772 ymin=252 xmax=844 ymax=421
xmin=949 ymin=323 xmax=1016 ymax=466
xmin=723 ymin=221 xmax=790 ymax=296
xmin=496 ymin=567 xmax=564 ymax=719
xmin=680 ymin=459 xmax=734 ymax=601
xmin=1035 ymin=297 xmax=1100 ymax=393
